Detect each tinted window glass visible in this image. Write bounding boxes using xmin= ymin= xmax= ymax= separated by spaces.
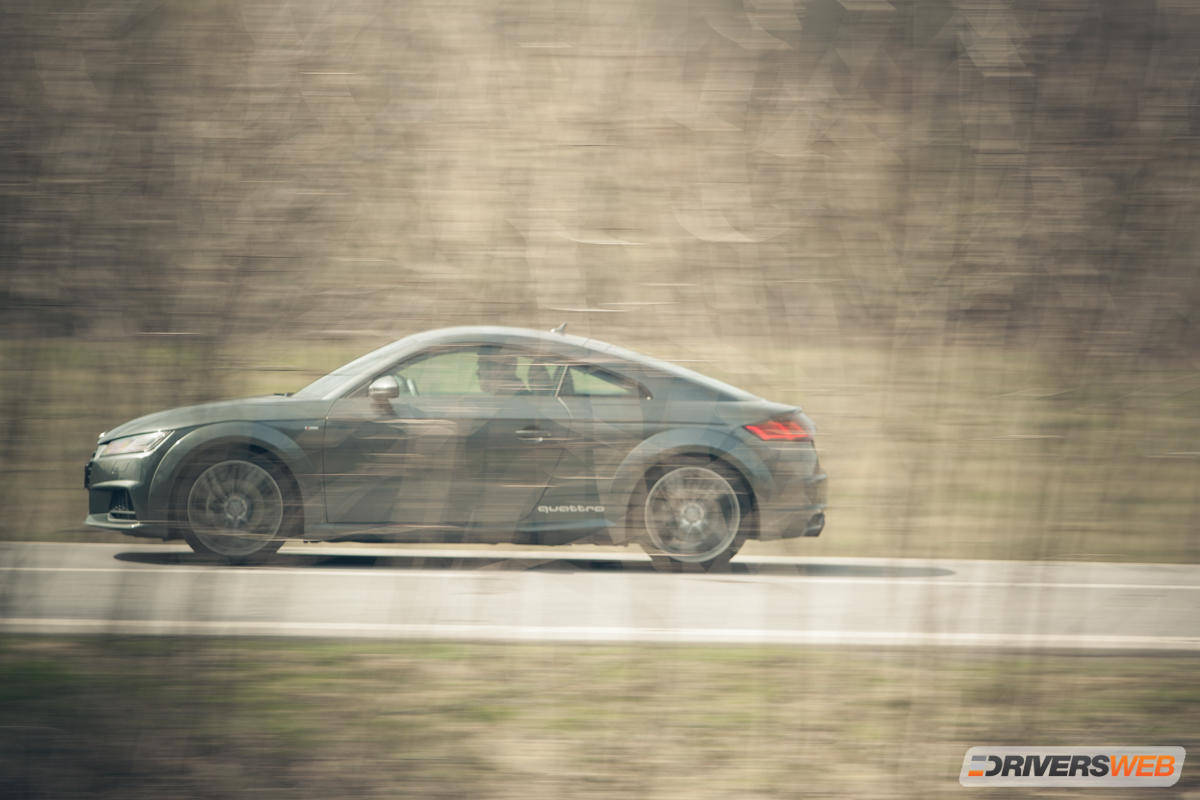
xmin=561 ymin=365 xmax=639 ymax=397
xmin=385 ymin=347 xmax=550 ymax=397
xmin=395 ymin=350 xmax=483 ymax=395
xmin=520 ymin=359 xmax=564 ymax=395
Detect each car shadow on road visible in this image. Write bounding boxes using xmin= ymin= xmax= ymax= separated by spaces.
xmin=114 ymin=550 xmax=955 ymax=579
xmin=736 ymin=562 xmax=955 ymax=579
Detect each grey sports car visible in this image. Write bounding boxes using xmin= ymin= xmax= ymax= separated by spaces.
xmin=84 ymin=326 xmax=827 ymax=570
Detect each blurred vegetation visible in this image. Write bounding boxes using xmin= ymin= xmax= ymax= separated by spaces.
xmin=1 ymin=636 xmax=1197 ymax=799
xmin=1 ymin=0 xmax=1198 ymax=559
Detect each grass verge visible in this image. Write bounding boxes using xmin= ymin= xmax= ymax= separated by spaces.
xmin=1 ymin=637 xmax=1197 ymax=798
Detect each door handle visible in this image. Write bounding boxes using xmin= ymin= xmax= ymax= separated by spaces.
xmin=515 ymin=426 xmax=545 ymax=443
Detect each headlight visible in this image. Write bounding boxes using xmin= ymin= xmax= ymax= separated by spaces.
xmin=96 ymin=430 xmax=172 ymax=457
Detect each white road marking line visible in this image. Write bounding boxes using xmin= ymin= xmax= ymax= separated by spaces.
xmin=0 ymin=565 xmax=1197 ymax=591
xmin=1 ymin=618 xmax=1197 ymax=649
xmin=7 ymin=543 xmax=1199 ymax=571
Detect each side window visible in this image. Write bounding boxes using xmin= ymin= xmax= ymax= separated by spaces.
xmin=518 ymin=359 xmax=564 ymax=395
xmin=561 ymin=364 xmax=640 ymax=397
xmin=394 ymin=349 xmax=483 ymax=395
xmin=384 ymin=347 xmax=556 ymax=397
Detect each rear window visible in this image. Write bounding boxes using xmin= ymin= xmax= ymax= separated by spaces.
xmin=560 ymin=364 xmax=642 ymax=397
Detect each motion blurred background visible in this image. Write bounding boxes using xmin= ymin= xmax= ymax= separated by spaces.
xmin=2 ymin=0 xmax=1197 ymax=560
xmin=1 ymin=1 xmax=1198 ymax=796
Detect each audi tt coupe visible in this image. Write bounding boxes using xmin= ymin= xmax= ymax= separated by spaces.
xmin=84 ymin=326 xmax=827 ymax=570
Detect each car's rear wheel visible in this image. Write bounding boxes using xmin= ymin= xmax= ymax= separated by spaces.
xmin=176 ymin=451 xmax=295 ymax=563
xmin=633 ymin=457 xmax=751 ymax=572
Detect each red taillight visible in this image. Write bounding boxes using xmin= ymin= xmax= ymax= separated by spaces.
xmin=744 ymin=418 xmax=811 ymax=442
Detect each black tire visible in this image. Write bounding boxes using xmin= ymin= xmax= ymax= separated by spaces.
xmin=630 ymin=455 xmax=753 ymax=573
xmin=174 ymin=448 xmax=298 ymax=564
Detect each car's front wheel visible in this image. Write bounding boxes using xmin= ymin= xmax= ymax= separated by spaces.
xmin=176 ymin=451 xmax=296 ymax=563
xmin=633 ymin=458 xmax=751 ymax=572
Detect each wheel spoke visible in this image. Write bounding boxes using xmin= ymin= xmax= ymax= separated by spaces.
xmin=248 ymin=472 xmax=274 ymax=497
xmin=200 ymin=468 xmax=228 ymax=502
xmin=643 ymin=466 xmax=740 ymax=563
xmin=186 ymin=459 xmax=284 ymax=558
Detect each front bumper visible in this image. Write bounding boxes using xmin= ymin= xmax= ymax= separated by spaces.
xmin=83 ymin=453 xmax=169 ymax=539
xmin=83 ymin=512 xmax=167 ymax=538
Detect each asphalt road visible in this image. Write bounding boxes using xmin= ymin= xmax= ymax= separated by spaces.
xmin=2 ymin=542 xmax=1198 ymax=649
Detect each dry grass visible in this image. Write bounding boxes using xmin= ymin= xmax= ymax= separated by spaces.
xmin=3 ymin=0 xmax=1199 ymax=563
xmin=1 ymin=636 xmax=1197 ymax=799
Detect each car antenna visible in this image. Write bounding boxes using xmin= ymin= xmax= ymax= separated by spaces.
xmin=550 ymin=322 xmax=567 ymax=334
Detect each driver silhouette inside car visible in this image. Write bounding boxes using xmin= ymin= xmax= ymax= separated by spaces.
xmin=475 ymin=354 xmax=527 ymax=396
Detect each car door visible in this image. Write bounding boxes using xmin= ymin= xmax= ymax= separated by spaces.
xmin=535 ymin=362 xmax=653 ymax=518
xmin=322 ymin=345 xmax=568 ymax=529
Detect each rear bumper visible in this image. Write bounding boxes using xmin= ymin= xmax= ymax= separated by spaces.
xmin=759 ymin=502 xmax=826 ymax=540
xmin=755 ymin=459 xmax=828 ymax=540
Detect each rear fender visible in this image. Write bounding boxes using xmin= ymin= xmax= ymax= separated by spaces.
xmin=601 ymin=427 xmax=772 ymax=544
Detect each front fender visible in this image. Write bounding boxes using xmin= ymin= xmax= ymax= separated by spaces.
xmin=146 ymin=422 xmax=323 ymax=534
xmin=601 ymin=427 xmax=773 ymax=544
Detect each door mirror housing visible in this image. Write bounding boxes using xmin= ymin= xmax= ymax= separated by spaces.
xmin=368 ymin=375 xmax=401 ymax=401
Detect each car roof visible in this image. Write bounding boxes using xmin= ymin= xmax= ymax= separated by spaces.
xmin=417 ymin=325 xmax=598 ymax=353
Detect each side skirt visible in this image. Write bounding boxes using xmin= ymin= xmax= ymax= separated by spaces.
xmin=302 ymin=518 xmax=612 ymax=547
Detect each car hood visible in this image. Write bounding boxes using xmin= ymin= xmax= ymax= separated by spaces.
xmin=100 ymin=396 xmax=332 ymax=442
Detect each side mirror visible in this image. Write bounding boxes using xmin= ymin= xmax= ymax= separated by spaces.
xmin=368 ymin=375 xmax=401 ymax=401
